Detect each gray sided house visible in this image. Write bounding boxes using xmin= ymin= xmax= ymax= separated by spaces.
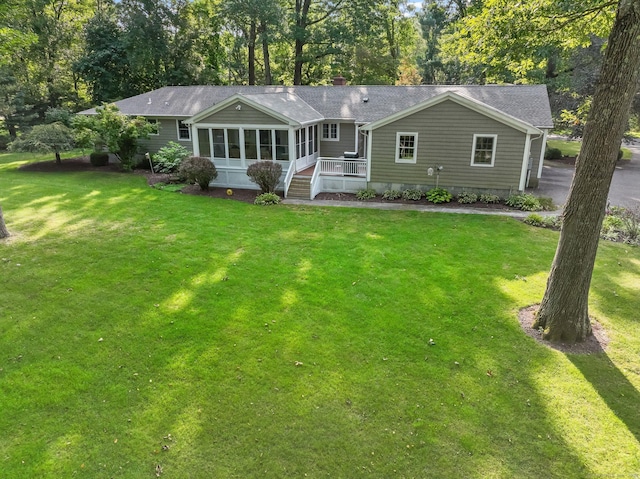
xmin=81 ymin=84 xmax=553 ymax=198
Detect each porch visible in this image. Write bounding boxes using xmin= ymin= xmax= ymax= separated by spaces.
xmin=285 ymin=157 xmax=368 ymax=200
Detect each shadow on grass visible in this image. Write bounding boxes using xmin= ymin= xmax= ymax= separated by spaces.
xmin=569 ymin=352 xmax=640 ymax=443
xmin=0 ymin=170 xmax=629 ymax=477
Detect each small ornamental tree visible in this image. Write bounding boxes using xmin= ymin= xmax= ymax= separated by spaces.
xmin=178 ymin=156 xmax=218 ymax=190
xmin=73 ymin=104 xmax=156 ymax=171
xmin=246 ymin=161 xmax=282 ymax=193
xmin=8 ymin=122 xmax=75 ymax=164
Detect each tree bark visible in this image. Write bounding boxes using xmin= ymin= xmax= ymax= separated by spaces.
xmin=248 ymin=20 xmax=257 ymax=85
xmin=534 ymin=0 xmax=640 ymax=343
xmin=260 ymin=21 xmax=272 ymax=85
xmin=55 ymin=150 xmax=61 ymax=164
xmin=0 ymin=205 xmax=9 ymax=239
xmin=293 ymin=0 xmax=312 ymax=85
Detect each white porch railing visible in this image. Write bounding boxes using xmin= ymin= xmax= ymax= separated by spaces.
xmin=310 ymin=163 xmax=323 ymax=200
xmin=317 ymin=158 xmax=367 ymax=177
xmin=283 ymin=162 xmax=296 ymax=198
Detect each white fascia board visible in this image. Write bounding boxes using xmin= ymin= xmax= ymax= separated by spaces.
xmin=519 ymin=133 xmax=532 ymax=191
xmin=537 ymin=129 xmax=548 ymax=178
xmin=360 ymin=91 xmax=541 ymax=135
xmin=185 ymin=93 xmax=299 ymax=127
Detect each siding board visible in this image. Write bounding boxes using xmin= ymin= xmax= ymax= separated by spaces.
xmin=319 ymin=122 xmax=356 ymax=157
xmin=139 ymin=118 xmax=193 ymax=154
xmin=369 ymin=100 xmax=527 ymax=192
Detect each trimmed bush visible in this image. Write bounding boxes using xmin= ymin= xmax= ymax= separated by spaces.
xmin=457 ymin=191 xmax=478 ymax=204
xmin=479 ymin=193 xmax=501 ymax=204
xmin=425 ymin=187 xmax=452 ymax=204
xmin=382 ymin=189 xmax=402 ymax=200
xmin=505 ymin=193 xmax=542 ymax=211
xmin=246 ymin=161 xmax=282 ymax=193
xmin=152 ymin=141 xmax=190 ymax=173
xmin=545 ymin=147 xmax=562 ymax=160
xmin=178 ymin=156 xmax=218 ymax=190
xmin=254 ymin=192 xmax=281 ymax=205
xmin=356 ymin=188 xmax=377 ymax=200
xmin=89 ymin=151 xmax=109 ymax=166
xmin=402 ymin=188 xmax=423 ymax=201
xmin=537 ymin=196 xmax=555 ymax=211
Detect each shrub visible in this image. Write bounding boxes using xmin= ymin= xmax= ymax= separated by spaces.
xmin=601 ymin=214 xmax=624 ymax=234
xmin=457 ymin=191 xmax=478 ymax=204
xmin=254 ymin=192 xmax=281 ymax=205
xmin=89 ymin=151 xmax=109 ymax=166
xmin=537 ymin=196 xmax=555 ymax=211
xmin=425 ymin=187 xmax=452 ymax=204
xmin=542 ymin=215 xmax=562 ymax=229
xmin=382 ymin=189 xmax=402 ymax=200
xmin=402 ymin=188 xmax=423 ymax=201
xmin=617 ymin=149 xmax=624 ymax=161
xmin=178 ymin=156 xmax=218 ymax=190
xmin=152 ymin=141 xmax=190 ymax=173
xmin=246 ymin=161 xmax=282 ymax=193
xmin=545 ymin=147 xmax=562 ymax=160
xmin=523 ymin=213 xmax=544 ymax=227
xmin=479 ymin=193 xmax=501 ymax=204
xmin=505 ymin=193 xmax=542 ymax=211
xmin=356 ymin=188 xmax=377 ymax=200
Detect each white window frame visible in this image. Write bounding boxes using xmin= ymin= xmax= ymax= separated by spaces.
xmin=176 ymin=120 xmax=191 ymax=141
xmin=470 ymin=134 xmax=497 ymax=167
xmin=395 ymin=132 xmax=418 ymax=164
xmin=321 ymin=122 xmax=340 ymax=141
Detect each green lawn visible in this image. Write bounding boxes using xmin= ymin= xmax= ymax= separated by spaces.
xmin=547 ymin=138 xmax=633 ymax=160
xmin=1 ymin=152 xmax=639 ymax=478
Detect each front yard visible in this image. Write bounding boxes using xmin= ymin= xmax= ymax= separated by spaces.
xmin=1 ymin=152 xmax=639 ymax=478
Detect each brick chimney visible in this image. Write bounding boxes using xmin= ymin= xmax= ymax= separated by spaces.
xmin=332 ymin=75 xmax=347 ymax=86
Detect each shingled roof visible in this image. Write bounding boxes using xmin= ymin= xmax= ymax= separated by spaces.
xmin=81 ymin=85 xmax=553 ymax=129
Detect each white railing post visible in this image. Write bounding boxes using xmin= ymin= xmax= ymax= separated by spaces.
xmin=283 ymin=163 xmax=295 ymax=198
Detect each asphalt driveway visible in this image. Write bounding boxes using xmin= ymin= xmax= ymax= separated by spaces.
xmin=534 ymin=141 xmax=640 ymax=210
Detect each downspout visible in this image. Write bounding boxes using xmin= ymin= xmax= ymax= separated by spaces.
xmin=518 ymin=133 xmax=532 ymax=192
xmin=537 ymin=129 xmax=548 ymax=179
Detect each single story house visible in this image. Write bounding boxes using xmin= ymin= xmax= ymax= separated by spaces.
xmin=81 ymin=81 xmax=553 ymax=199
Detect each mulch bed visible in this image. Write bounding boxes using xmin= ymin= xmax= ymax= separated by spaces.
xmin=518 ymin=304 xmax=608 ymax=354
xmin=314 ymin=191 xmax=513 ymax=209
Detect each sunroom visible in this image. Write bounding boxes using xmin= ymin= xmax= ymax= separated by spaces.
xmin=184 ymin=93 xmax=368 ymax=197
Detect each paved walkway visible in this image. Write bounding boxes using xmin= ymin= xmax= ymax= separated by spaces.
xmin=282 ymin=198 xmax=547 ymax=217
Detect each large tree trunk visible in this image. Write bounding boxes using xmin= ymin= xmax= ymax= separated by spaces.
xmin=534 ymin=0 xmax=640 ymax=343
xmin=55 ymin=150 xmax=61 ymax=164
xmin=0 ymin=205 xmax=9 ymax=239
xmin=261 ymin=22 xmax=272 ymax=85
xmin=248 ymin=20 xmax=257 ymax=85
xmin=293 ymin=0 xmax=311 ymax=85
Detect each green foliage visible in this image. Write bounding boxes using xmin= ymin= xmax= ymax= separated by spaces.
xmin=457 ymin=191 xmax=478 ymax=204
xmin=479 ymin=193 xmax=501 ymax=204
xmin=523 ymin=213 xmax=544 ymax=227
xmin=505 ymin=193 xmax=543 ymax=212
xmin=524 ymin=214 xmax=562 ymax=229
xmin=89 ymin=151 xmax=109 ymax=167
xmin=254 ymin=192 xmax=281 ymax=205
xmin=537 ymin=197 xmax=555 ymax=211
xmin=8 ymin=122 xmax=75 ymax=163
xmin=382 ymin=189 xmax=402 ymax=200
xmin=402 ymin=188 xmax=423 ymax=201
xmin=425 ymin=187 xmax=452 ymax=204
xmin=178 ymin=156 xmax=218 ymax=190
xmin=152 ymin=141 xmax=191 ymax=173
xmin=73 ymin=104 xmax=155 ymax=171
xmin=356 ymin=188 xmax=377 ymax=200
xmin=246 ymin=161 xmax=282 ymax=193
xmin=545 ymin=147 xmax=563 ymax=160
xmin=602 ymin=207 xmax=640 ymax=245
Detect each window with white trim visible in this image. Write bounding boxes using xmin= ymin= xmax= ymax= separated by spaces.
xmin=322 ymin=122 xmax=339 ymax=141
xmin=395 ymin=132 xmax=418 ymax=163
xmin=471 ymin=134 xmax=497 ymax=167
xmin=177 ymin=120 xmax=191 ymax=140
